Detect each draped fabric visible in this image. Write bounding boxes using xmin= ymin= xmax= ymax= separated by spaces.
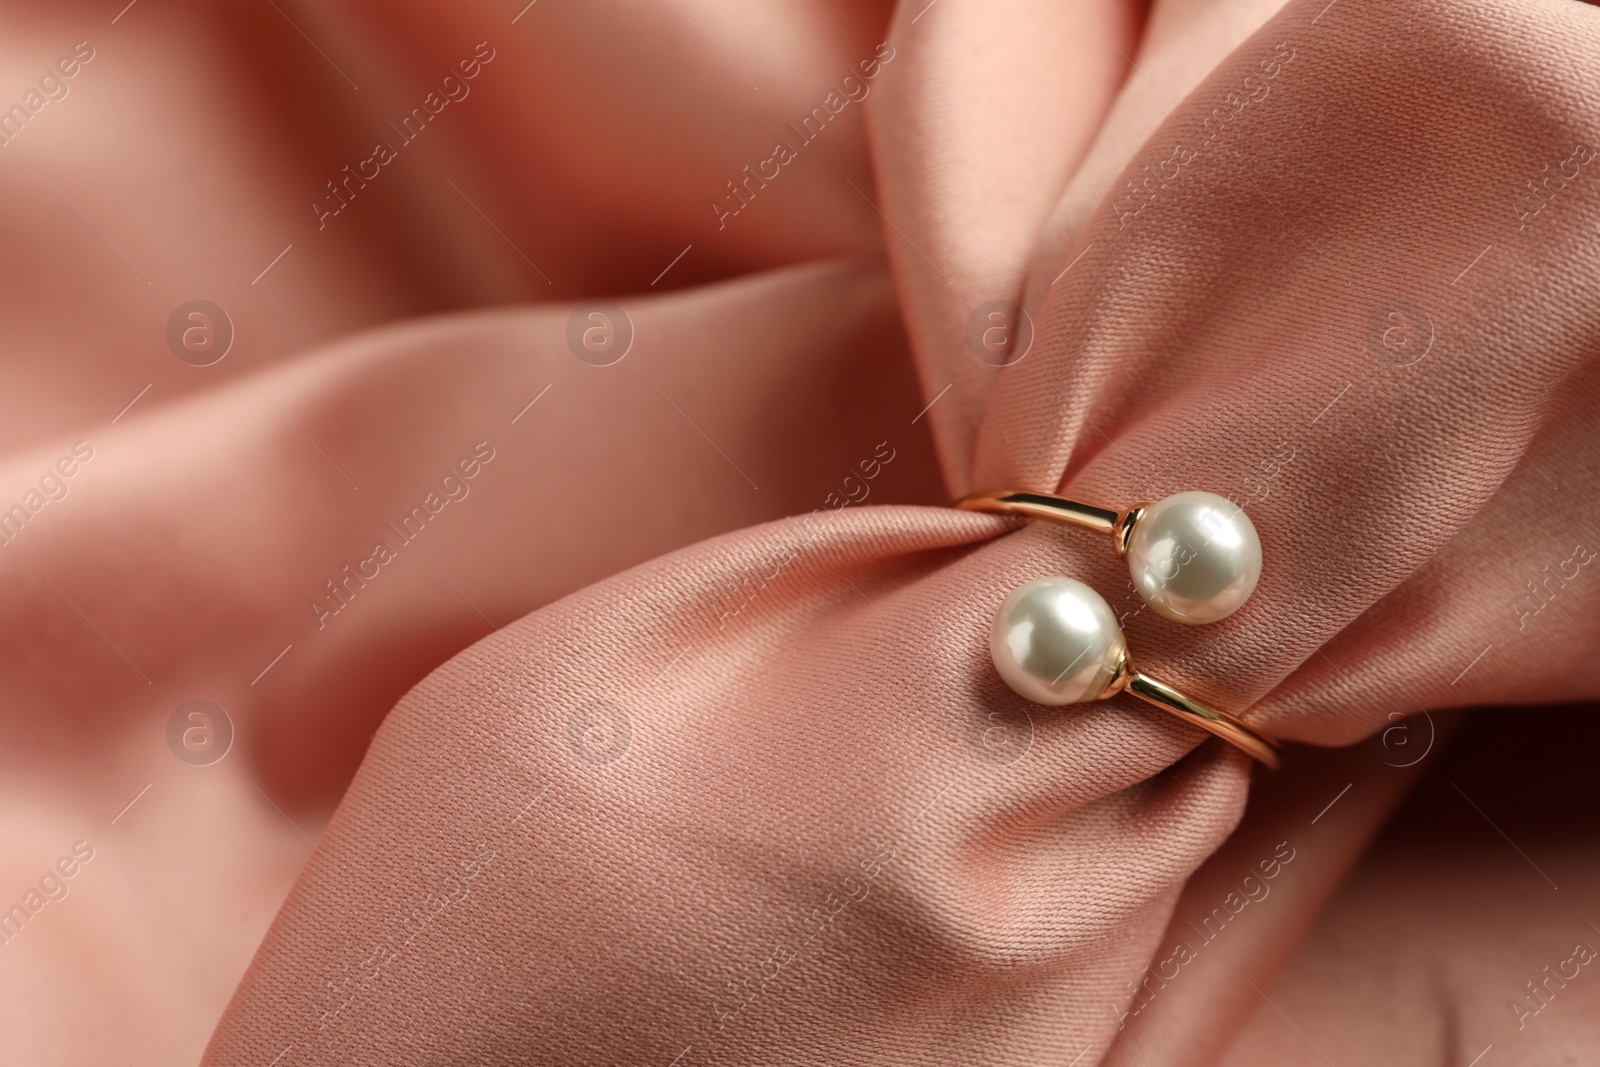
xmin=3 ymin=0 xmax=1598 ymax=1063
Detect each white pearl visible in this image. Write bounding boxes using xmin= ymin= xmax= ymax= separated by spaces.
xmin=1125 ymin=491 xmax=1261 ymax=624
xmin=990 ymin=577 xmax=1126 ymax=705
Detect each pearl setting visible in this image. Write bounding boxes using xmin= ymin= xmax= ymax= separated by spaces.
xmin=1123 ymin=491 xmax=1261 ymax=624
xmin=989 ymin=576 xmax=1126 ymax=705
xmin=957 ymin=487 xmax=1265 ymax=625
xmin=984 ymin=574 xmax=1283 ymax=766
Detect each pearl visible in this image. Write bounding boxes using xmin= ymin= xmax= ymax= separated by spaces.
xmin=990 ymin=577 xmax=1126 ymax=705
xmin=1125 ymin=491 xmax=1261 ymax=624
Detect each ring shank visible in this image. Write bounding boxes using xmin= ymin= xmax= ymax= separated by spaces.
xmin=957 ymin=490 xmax=1121 ymax=535
xmin=1124 ymin=672 xmax=1281 ymax=768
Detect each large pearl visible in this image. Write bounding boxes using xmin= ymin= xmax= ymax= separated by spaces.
xmin=990 ymin=577 xmax=1126 ymax=705
xmin=1125 ymin=491 xmax=1261 ymax=624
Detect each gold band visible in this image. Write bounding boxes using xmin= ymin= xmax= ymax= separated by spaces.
xmin=1113 ymin=669 xmax=1281 ymax=768
xmin=957 ymin=490 xmax=1147 ymax=556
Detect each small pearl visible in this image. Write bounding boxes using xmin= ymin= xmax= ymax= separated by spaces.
xmin=990 ymin=577 xmax=1126 ymax=705
xmin=1126 ymin=491 xmax=1261 ymax=624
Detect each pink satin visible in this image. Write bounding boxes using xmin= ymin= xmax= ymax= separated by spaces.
xmin=3 ymin=0 xmax=1598 ymax=1063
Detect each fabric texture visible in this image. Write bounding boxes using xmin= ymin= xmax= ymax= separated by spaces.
xmin=2 ymin=0 xmax=1597 ymax=1063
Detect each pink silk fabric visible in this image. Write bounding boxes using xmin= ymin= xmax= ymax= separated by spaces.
xmin=3 ymin=0 xmax=1598 ymax=1063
